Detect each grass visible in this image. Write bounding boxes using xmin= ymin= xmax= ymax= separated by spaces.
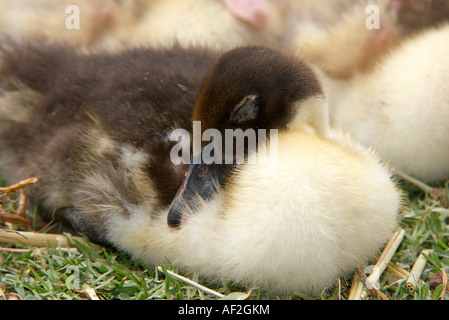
xmin=1 ymin=168 xmax=448 ymax=300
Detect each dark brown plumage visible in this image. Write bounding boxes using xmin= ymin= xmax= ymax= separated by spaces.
xmin=193 ymin=46 xmax=323 ymax=134
xmin=0 ymin=41 xmax=217 ymax=244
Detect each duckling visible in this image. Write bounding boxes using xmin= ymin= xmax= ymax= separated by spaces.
xmin=288 ymin=0 xmax=399 ymax=78
xmin=167 ymin=46 xmax=330 ymax=228
xmin=0 ymin=40 xmax=219 ymax=244
xmin=321 ymin=23 xmax=449 ymax=182
xmin=0 ymin=0 xmax=150 ymax=48
xmin=0 ymin=41 xmax=400 ymax=295
xmin=0 ymin=0 xmax=129 ymax=47
xmin=112 ymin=0 xmax=289 ymax=51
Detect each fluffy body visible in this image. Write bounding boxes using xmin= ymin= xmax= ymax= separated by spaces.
xmin=291 ymin=0 xmax=398 ymax=78
xmin=110 ymin=130 xmax=400 ymax=295
xmin=322 ymin=24 xmax=449 ymax=182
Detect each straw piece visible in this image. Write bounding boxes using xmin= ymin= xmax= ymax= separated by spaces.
xmin=367 ymin=229 xmax=405 ymax=282
xmin=0 ymin=230 xmax=101 ymax=249
xmin=353 ymin=229 xmax=405 ymax=300
xmin=81 ymin=284 xmax=100 ymax=300
xmin=348 ymin=269 xmax=365 ymax=300
xmin=0 ymin=285 xmax=5 ymax=300
xmin=391 ymin=168 xmax=433 ymax=193
xmin=387 ymin=262 xmax=409 ymax=279
xmin=356 ymin=268 xmax=389 ymax=300
xmin=0 ymin=178 xmax=39 ymax=194
xmin=0 ymin=246 xmax=80 ymax=255
xmin=0 ymin=212 xmax=30 ymax=228
xmin=442 ymin=270 xmax=448 ymax=300
xmin=157 ymin=266 xmax=224 ymax=299
xmin=392 ymin=168 xmax=448 ymax=206
xmin=406 ymin=249 xmax=432 ymax=292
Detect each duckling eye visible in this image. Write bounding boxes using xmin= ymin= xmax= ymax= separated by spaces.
xmin=230 ymin=94 xmax=259 ymax=124
xmin=197 ymin=165 xmax=210 ymax=179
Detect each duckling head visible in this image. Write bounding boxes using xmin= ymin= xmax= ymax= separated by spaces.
xmin=167 ymin=46 xmax=330 ymax=228
xmin=193 ymin=46 xmax=328 ymax=136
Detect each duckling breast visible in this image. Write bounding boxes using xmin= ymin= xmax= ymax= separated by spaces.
xmin=212 ymin=130 xmax=400 ymax=294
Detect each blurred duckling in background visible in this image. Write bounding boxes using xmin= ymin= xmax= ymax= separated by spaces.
xmin=120 ymin=0 xmax=289 ymax=50
xmin=0 ymin=0 xmax=141 ymax=47
xmin=0 ymin=0 xmax=409 ymax=80
xmin=0 ymin=0 xmax=288 ymax=50
xmin=391 ymin=0 xmax=449 ymax=36
xmin=0 ymin=41 xmax=400 ymax=295
xmin=289 ymin=0 xmax=399 ymax=79
xmin=321 ymin=24 xmax=449 ymax=183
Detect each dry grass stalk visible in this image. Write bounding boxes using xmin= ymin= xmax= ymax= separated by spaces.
xmin=348 ymin=268 xmax=365 ymax=300
xmin=367 ymin=229 xmax=405 ymax=281
xmin=392 ymin=168 xmax=448 ymax=206
xmin=355 ymin=268 xmax=389 ymax=300
xmin=406 ymin=249 xmax=433 ymax=292
xmin=0 ymin=246 xmax=80 ymax=255
xmin=0 ymin=285 xmax=5 ymax=300
xmin=0 ymin=230 xmax=101 ymax=250
xmin=0 ymin=212 xmax=30 ymax=228
xmin=157 ymin=266 xmax=225 ymax=299
xmin=0 ymin=178 xmax=38 ymax=228
xmin=350 ymin=229 xmax=405 ymax=300
xmin=386 ymin=262 xmax=409 ymax=279
xmin=441 ymin=270 xmax=448 ymax=300
xmin=0 ymin=178 xmax=39 ymax=194
xmin=80 ymin=284 xmax=100 ymax=300
xmin=392 ymin=168 xmax=433 ymax=193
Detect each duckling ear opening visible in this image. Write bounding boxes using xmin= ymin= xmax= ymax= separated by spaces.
xmin=230 ymin=94 xmax=259 ymax=124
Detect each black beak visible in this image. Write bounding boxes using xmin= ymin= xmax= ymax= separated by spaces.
xmin=167 ymin=160 xmax=233 ymax=229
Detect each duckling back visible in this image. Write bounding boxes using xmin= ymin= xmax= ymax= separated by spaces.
xmin=0 ymin=41 xmax=218 ymax=244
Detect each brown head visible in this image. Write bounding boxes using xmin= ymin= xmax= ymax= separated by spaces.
xmin=193 ymin=46 xmax=325 ymax=135
xmin=167 ymin=46 xmax=329 ymax=229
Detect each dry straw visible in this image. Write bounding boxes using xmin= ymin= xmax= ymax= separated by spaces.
xmin=406 ymin=249 xmax=433 ymax=292
xmin=349 ymin=229 xmax=405 ymax=300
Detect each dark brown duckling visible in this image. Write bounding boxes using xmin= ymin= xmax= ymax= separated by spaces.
xmin=167 ymin=46 xmax=330 ymax=228
xmin=0 ymin=40 xmax=218 ymax=245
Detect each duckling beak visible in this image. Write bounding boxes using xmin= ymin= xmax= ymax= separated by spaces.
xmin=167 ymin=161 xmax=222 ymax=229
